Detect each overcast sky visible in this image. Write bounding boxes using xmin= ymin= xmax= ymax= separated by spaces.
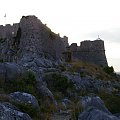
xmin=0 ymin=0 xmax=120 ymax=72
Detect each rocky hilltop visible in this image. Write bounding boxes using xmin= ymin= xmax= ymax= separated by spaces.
xmin=0 ymin=15 xmax=108 ymax=67
xmin=0 ymin=16 xmax=66 ymax=63
xmin=0 ymin=15 xmax=120 ymax=120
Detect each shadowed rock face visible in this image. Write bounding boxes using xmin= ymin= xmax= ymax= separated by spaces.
xmin=81 ymin=96 xmax=111 ymax=114
xmin=0 ymin=102 xmax=32 ymax=120
xmin=0 ymin=62 xmax=25 ymax=82
xmin=78 ymin=107 xmax=120 ymax=120
xmin=78 ymin=96 xmax=120 ymax=120
xmin=10 ymin=92 xmax=39 ymax=109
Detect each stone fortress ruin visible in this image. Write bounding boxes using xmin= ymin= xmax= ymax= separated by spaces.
xmin=0 ymin=16 xmax=66 ymax=63
xmin=63 ymin=37 xmax=108 ymax=66
xmin=0 ymin=15 xmax=108 ymax=66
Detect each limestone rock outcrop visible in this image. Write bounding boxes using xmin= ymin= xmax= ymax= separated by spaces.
xmin=0 ymin=102 xmax=32 ymax=120
xmin=78 ymin=107 xmax=120 ymax=120
xmin=78 ymin=96 xmax=120 ymax=120
xmin=81 ymin=96 xmax=111 ymax=114
xmin=36 ymin=83 xmax=57 ymax=106
xmin=10 ymin=92 xmax=39 ymax=109
xmin=0 ymin=62 xmax=25 ymax=82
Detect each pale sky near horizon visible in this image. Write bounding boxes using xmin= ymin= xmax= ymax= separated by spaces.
xmin=0 ymin=0 xmax=120 ymax=72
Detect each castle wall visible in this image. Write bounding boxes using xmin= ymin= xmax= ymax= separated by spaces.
xmin=80 ymin=40 xmax=105 ymax=51
xmin=54 ymin=36 xmax=65 ymax=59
xmin=70 ymin=43 xmax=77 ymax=51
xmin=0 ymin=23 xmax=19 ymax=39
xmin=19 ymin=16 xmax=65 ymax=60
xmin=0 ymin=23 xmax=19 ymax=62
xmin=0 ymin=16 xmax=65 ymax=62
xmin=70 ymin=40 xmax=108 ymax=66
xmin=72 ymin=50 xmax=108 ymax=66
xmin=61 ymin=36 xmax=69 ymax=48
xmin=18 ymin=16 xmax=43 ymax=59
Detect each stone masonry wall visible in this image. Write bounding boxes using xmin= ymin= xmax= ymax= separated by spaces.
xmin=61 ymin=36 xmax=69 ymax=48
xmin=70 ymin=39 xmax=108 ymax=66
xmin=19 ymin=16 xmax=65 ymax=60
xmin=0 ymin=16 xmax=65 ymax=62
xmin=0 ymin=23 xmax=19 ymax=39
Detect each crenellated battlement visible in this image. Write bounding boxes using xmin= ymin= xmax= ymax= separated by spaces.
xmin=0 ymin=23 xmax=19 ymax=38
xmin=66 ymin=38 xmax=108 ymax=66
xmin=0 ymin=15 xmax=40 ymax=39
xmin=80 ymin=40 xmax=105 ymax=51
xmin=61 ymin=36 xmax=69 ymax=48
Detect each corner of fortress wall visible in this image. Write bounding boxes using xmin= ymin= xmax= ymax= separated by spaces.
xmin=61 ymin=36 xmax=69 ymax=48
xmin=0 ymin=23 xmax=19 ymax=39
xmin=80 ymin=40 xmax=105 ymax=51
xmin=18 ymin=15 xmax=66 ymax=60
xmin=68 ymin=39 xmax=108 ymax=66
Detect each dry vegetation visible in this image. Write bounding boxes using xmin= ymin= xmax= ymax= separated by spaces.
xmin=68 ymin=60 xmax=118 ymax=81
xmin=0 ymin=60 xmax=120 ymax=119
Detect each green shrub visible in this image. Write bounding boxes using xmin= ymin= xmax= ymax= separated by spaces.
xmin=70 ymin=101 xmax=83 ymax=120
xmin=12 ymin=102 xmax=39 ymax=118
xmin=0 ymin=58 xmax=4 ymax=63
xmin=0 ymin=94 xmax=10 ymax=102
xmin=80 ymin=71 xmax=86 ymax=78
xmin=40 ymin=102 xmax=56 ymax=113
xmin=57 ymin=65 xmax=66 ymax=72
xmin=53 ymin=92 xmax=64 ymax=101
xmin=4 ymin=71 xmax=37 ymax=96
xmin=39 ymin=97 xmax=57 ymax=119
xmin=22 ymin=70 xmax=36 ymax=85
xmin=103 ymin=66 xmax=115 ymax=75
xmin=0 ymin=78 xmax=5 ymax=88
xmin=72 ymin=106 xmax=82 ymax=120
xmin=44 ymin=73 xmax=75 ymax=94
xmin=98 ymin=92 xmax=120 ymax=113
xmin=12 ymin=99 xmax=53 ymax=120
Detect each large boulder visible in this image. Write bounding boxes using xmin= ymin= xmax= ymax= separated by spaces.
xmin=63 ymin=73 xmax=119 ymax=94
xmin=0 ymin=62 xmax=25 ymax=82
xmin=78 ymin=96 xmax=120 ymax=120
xmin=10 ymin=92 xmax=39 ymax=109
xmin=78 ymin=107 xmax=120 ymax=120
xmin=62 ymin=72 xmax=81 ymax=90
xmin=36 ymin=82 xmax=57 ymax=106
xmin=81 ymin=96 xmax=111 ymax=114
xmin=77 ymin=76 xmax=96 ymax=92
xmin=63 ymin=72 xmax=96 ymax=92
xmin=5 ymin=62 xmax=25 ymax=81
xmin=0 ymin=102 xmax=32 ymax=120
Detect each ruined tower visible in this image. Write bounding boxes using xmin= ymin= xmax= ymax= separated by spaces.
xmin=69 ymin=38 xmax=108 ymax=66
xmin=0 ymin=16 xmax=65 ymax=62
